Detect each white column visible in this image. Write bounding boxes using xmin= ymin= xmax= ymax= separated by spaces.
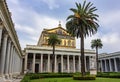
xmin=5 ymin=40 xmax=11 ymax=76
xmin=84 ymin=56 xmax=87 ymax=72
xmin=0 ymin=34 xmax=8 ymax=75
xmin=54 ymin=54 xmax=57 ymax=72
xmin=73 ymin=55 xmax=75 ymax=73
xmin=78 ymin=56 xmax=81 ymax=72
xmin=61 ymin=55 xmax=63 ymax=72
xmin=24 ymin=53 xmax=28 ymax=73
xmin=8 ymin=45 xmax=13 ymax=74
xmin=12 ymin=48 xmax=15 ymax=75
xmin=32 ymin=53 xmax=36 ymax=73
xmin=47 ymin=54 xmax=50 ymax=72
xmin=109 ymin=59 xmax=112 ymax=72
xmin=67 ymin=55 xmax=70 ymax=73
xmin=41 ymin=54 xmax=43 ymax=73
xmin=104 ymin=59 xmax=107 ymax=72
xmin=0 ymin=25 xmax=3 ymax=48
xmin=20 ymin=58 xmax=22 ymax=73
xmin=88 ymin=56 xmax=91 ymax=71
xmin=100 ymin=60 xmax=103 ymax=72
xmin=114 ymin=58 xmax=117 ymax=72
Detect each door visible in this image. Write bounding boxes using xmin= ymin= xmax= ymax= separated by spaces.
xmin=35 ymin=64 xmax=39 ymax=73
xmin=58 ymin=63 xmax=61 ymax=73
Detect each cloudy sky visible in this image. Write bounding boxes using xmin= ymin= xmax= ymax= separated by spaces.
xmin=7 ymin=0 xmax=120 ymax=53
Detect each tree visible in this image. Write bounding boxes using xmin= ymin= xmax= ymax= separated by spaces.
xmin=91 ymin=39 xmax=103 ymax=71
xmin=48 ymin=34 xmax=61 ymax=72
xmin=66 ymin=1 xmax=99 ymax=76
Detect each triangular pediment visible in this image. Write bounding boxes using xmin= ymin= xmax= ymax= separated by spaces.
xmin=44 ymin=27 xmax=69 ymax=35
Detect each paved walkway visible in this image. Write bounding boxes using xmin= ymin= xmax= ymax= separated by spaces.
xmin=0 ymin=75 xmax=23 ymax=82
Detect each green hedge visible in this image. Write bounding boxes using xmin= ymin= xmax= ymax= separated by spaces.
xmin=21 ymin=73 xmax=74 ymax=81
xmin=29 ymin=73 xmax=73 ymax=80
xmin=97 ymin=72 xmax=120 ymax=78
xmin=21 ymin=72 xmax=91 ymax=81
xmin=73 ymin=75 xmax=96 ymax=80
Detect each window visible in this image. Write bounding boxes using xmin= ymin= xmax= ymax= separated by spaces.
xmin=57 ymin=29 xmax=62 ymax=34
xmin=68 ymin=40 xmax=71 ymax=46
xmin=64 ymin=40 xmax=66 ymax=46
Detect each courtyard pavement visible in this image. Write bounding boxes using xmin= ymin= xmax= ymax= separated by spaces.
xmin=0 ymin=75 xmax=23 ymax=82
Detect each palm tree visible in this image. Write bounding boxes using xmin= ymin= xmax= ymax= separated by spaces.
xmin=66 ymin=1 xmax=99 ymax=76
xmin=91 ymin=39 xmax=103 ymax=71
xmin=48 ymin=34 xmax=61 ymax=72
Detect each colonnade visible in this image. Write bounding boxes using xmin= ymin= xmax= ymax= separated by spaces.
xmin=99 ymin=57 xmax=120 ymax=72
xmin=24 ymin=53 xmax=95 ymax=73
xmin=0 ymin=23 xmax=22 ymax=79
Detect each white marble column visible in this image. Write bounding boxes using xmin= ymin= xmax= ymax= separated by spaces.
xmin=114 ymin=58 xmax=117 ymax=72
xmin=48 ymin=54 xmax=50 ymax=72
xmin=61 ymin=55 xmax=63 ymax=72
xmin=84 ymin=56 xmax=87 ymax=72
xmin=73 ymin=55 xmax=75 ymax=73
xmin=9 ymin=45 xmax=13 ymax=77
xmin=12 ymin=48 xmax=15 ymax=75
xmin=32 ymin=53 xmax=36 ymax=73
xmin=109 ymin=59 xmax=112 ymax=72
xmin=5 ymin=39 xmax=11 ymax=76
xmin=78 ymin=56 xmax=81 ymax=72
xmin=0 ymin=25 xmax=3 ymax=48
xmin=54 ymin=54 xmax=57 ymax=72
xmin=24 ymin=53 xmax=28 ymax=73
xmin=67 ymin=55 xmax=70 ymax=73
xmin=0 ymin=34 xmax=8 ymax=75
xmin=20 ymin=58 xmax=23 ymax=73
xmin=104 ymin=59 xmax=107 ymax=72
xmin=41 ymin=54 xmax=43 ymax=72
xmin=100 ymin=60 xmax=103 ymax=72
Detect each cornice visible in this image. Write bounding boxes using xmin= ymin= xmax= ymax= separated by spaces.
xmin=99 ymin=51 xmax=120 ymax=59
xmin=25 ymin=45 xmax=96 ymax=54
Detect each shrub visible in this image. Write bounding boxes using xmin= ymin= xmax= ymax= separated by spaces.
xmin=97 ymin=72 xmax=120 ymax=78
xmin=28 ymin=73 xmax=73 ymax=80
xmin=21 ymin=75 xmax=30 ymax=82
xmin=73 ymin=75 xmax=96 ymax=80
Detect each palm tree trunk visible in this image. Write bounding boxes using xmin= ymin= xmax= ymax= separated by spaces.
xmin=80 ymin=35 xmax=85 ymax=76
xmin=52 ymin=45 xmax=55 ymax=72
xmin=96 ymin=47 xmax=98 ymax=72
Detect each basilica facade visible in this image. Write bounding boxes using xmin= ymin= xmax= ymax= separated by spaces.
xmin=24 ymin=24 xmax=97 ymax=73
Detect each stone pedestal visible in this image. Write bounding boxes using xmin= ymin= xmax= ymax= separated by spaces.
xmin=90 ymin=69 xmax=97 ymax=75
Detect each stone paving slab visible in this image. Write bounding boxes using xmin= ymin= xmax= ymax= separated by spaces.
xmin=0 ymin=75 xmax=23 ymax=82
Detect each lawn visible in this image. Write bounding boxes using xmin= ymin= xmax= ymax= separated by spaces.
xmin=31 ymin=77 xmax=120 ymax=82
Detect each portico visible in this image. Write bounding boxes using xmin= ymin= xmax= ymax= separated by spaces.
xmin=99 ymin=52 xmax=120 ymax=72
xmin=0 ymin=0 xmax=23 ymax=81
xmin=24 ymin=46 xmax=96 ymax=73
